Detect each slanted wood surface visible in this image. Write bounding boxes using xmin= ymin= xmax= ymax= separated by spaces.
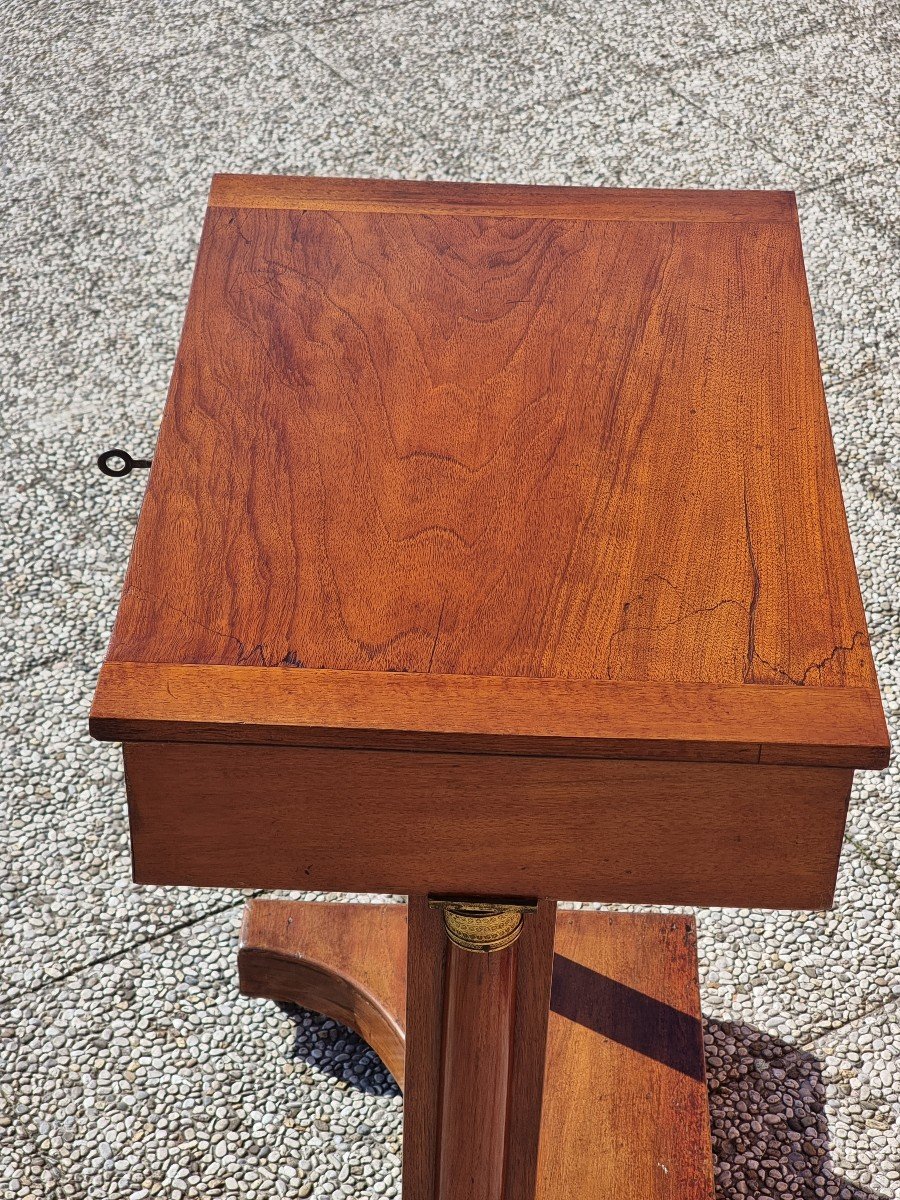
xmin=107 ymin=188 xmax=874 ymax=690
xmin=94 ymin=174 xmax=887 ymax=768
xmin=237 ymin=900 xmax=714 ymax=1200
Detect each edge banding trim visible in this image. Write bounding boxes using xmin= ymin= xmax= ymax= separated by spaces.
xmin=207 ymin=173 xmax=797 ymax=224
xmin=90 ymin=661 xmax=889 ymax=769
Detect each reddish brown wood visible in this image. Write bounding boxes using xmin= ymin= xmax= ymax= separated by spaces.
xmin=437 ymin=943 xmax=516 ymax=1200
xmin=101 ymin=180 xmax=882 ymax=709
xmin=90 ymin=174 xmax=884 ymax=1200
xmin=403 ymin=897 xmax=447 ymax=1200
xmin=238 ymin=900 xmax=406 ymax=1085
xmin=91 ymin=662 xmax=889 ymax=769
xmin=536 ymin=911 xmax=714 ymax=1200
xmin=403 ymin=897 xmax=556 ymax=1200
xmin=208 ymin=172 xmax=794 ymax=222
xmin=91 ymin=173 xmax=888 ymax=884
xmin=122 ymin=740 xmax=852 ymax=909
xmin=499 ymin=899 xmax=559 ymax=1200
xmin=237 ymin=899 xmax=713 ymax=1200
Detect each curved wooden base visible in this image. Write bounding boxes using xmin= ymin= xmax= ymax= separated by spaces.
xmin=239 ymin=900 xmax=714 ymax=1200
xmin=238 ymin=900 xmax=407 ymax=1086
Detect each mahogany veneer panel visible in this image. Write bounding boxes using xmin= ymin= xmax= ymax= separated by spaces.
xmin=107 ymin=185 xmax=874 ymax=691
xmin=123 ymin=741 xmax=852 ymax=908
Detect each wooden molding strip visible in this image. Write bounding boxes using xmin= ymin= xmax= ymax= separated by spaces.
xmin=208 ymin=173 xmax=796 ymax=223
xmin=90 ymin=662 xmax=889 ymax=768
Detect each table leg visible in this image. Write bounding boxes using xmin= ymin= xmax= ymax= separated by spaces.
xmin=402 ymin=895 xmax=557 ymax=1200
xmin=238 ymin=899 xmax=715 ymax=1199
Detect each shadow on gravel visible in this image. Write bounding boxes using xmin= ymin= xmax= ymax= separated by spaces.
xmin=705 ymin=1018 xmax=889 ymax=1199
xmin=280 ymin=1002 xmax=400 ymax=1098
xmin=280 ymin=1002 xmax=888 ymax=1197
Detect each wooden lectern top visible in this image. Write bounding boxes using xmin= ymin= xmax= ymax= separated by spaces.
xmin=92 ymin=174 xmax=887 ymax=771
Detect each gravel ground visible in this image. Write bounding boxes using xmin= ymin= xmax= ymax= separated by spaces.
xmin=1 ymin=1 xmax=898 ymax=1197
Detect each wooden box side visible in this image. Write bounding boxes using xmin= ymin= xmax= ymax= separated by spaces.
xmin=122 ymin=741 xmax=853 ymax=910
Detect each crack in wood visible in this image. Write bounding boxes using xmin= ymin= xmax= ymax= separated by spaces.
xmin=742 ymin=482 xmax=762 ymax=684
xmin=750 ymin=632 xmax=870 ymax=687
xmin=605 ymin=575 xmax=747 ymax=680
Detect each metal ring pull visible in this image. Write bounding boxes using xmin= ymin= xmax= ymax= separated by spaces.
xmin=97 ymin=449 xmax=153 ymax=477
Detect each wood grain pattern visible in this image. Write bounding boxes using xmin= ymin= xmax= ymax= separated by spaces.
xmin=237 ymin=899 xmax=713 ymax=1200
xmin=437 ymin=942 xmax=517 ymax=1200
xmin=536 ymin=911 xmax=714 ymax=1200
xmin=436 ymin=945 xmax=513 ymax=1200
xmin=403 ymin=897 xmax=447 ymax=1200
xmin=209 ymin=172 xmax=794 ymax=222
xmin=403 ymin=897 xmax=556 ymax=1200
xmin=122 ymin=741 xmax=853 ymax=908
xmin=238 ymin=899 xmax=406 ymax=1085
xmin=91 ymin=661 xmax=889 ymax=767
xmin=94 ymin=176 xmax=879 ymax=1199
xmin=96 ymin=174 xmax=887 ymax=771
xmin=500 ymin=899 xmax=558 ymax=1200
xmin=107 ymin=200 xmax=877 ymax=697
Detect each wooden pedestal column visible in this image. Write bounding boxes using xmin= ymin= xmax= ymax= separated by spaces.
xmin=237 ymin=898 xmax=717 ymax=1200
xmin=403 ymin=896 xmax=557 ymax=1200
